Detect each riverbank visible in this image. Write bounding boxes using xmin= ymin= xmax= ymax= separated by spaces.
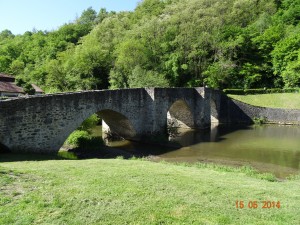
xmin=228 ymin=93 xmax=300 ymax=109
xmin=0 ymin=157 xmax=299 ymax=224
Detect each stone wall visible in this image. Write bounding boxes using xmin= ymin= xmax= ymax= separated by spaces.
xmin=218 ymin=94 xmax=300 ymax=125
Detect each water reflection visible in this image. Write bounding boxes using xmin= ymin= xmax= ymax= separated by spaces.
xmin=103 ymin=124 xmax=300 ymax=178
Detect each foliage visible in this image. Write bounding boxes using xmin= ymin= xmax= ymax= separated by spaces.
xmin=65 ymin=130 xmax=90 ymax=147
xmin=79 ymin=114 xmax=101 ymax=131
xmin=244 ymin=88 xmax=269 ymax=95
xmin=128 ymin=66 xmax=169 ymax=88
xmin=0 ymin=0 xmax=299 ymax=91
xmin=224 ymin=88 xmax=300 ymax=95
xmin=65 ymin=114 xmax=102 ymax=149
xmin=15 ymin=77 xmax=36 ymax=95
xmin=253 ymin=116 xmax=267 ymax=125
xmin=223 ymin=89 xmax=245 ymax=95
xmin=23 ymin=83 xmax=35 ymax=95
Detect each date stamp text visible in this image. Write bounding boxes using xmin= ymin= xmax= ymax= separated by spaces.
xmin=235 ymin=200 xmax=281 ymax=209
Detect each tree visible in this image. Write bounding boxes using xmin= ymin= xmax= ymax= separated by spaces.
xmin=128 ymin=65 xmax=169 ymax=88
xmin=76 ymin=7 xmax=97 ymax=25
xmin=272 ymin=30 xmax=300 ymax=87
xmin=0 ymin=29 xmax=14 ymax=40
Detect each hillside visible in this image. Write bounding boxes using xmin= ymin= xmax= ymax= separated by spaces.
xmin=0 ymin=0 xmax=299 ymax=92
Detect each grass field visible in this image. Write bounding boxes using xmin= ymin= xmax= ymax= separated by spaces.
xmin=0 ymin=156 xmax=299 ymax=224
xmin=228 ymin=93 xmax=300 ymax=109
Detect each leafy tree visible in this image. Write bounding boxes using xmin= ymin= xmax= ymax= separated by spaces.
xmin=76 ymin=7 xmax=97 ymax=25
xmin=0 ymin=30 xmax=14 ymax=40
xmin=23 ymin=83 xmax=36 ymax=95
xmin=15 ymin=78 xmax=35 ymax=95
xmin=272 ymin=29 xmax=300 ymax=87
xmin=128 ymin=65 xmax=169 ymax=88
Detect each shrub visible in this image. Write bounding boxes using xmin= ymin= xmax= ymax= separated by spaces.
xmin=282 ymin=88 xmax=300 ymax=93
xmin=223 ymin=89 xmax=245 ymax=95
xmin=244 ymin=88 xmax=266 ymax=95
xmin=253 ymin=117 xmax=267 ymax=125
xmin=266 ymin=88 xmax=281 ymax=93
xmin=79 ymin=114 xmax=101 ymax=131
xmin=65 ymin=130 xmax=104 ymax=150
xmin=65 ymin=130 xmax=91 ymax=147
xmin=23 ymin=83 xmax=36 ymax=95
xmin=223 ymin=88 xmax=300 ymax=95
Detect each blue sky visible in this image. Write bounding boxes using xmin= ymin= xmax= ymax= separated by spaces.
xmin=0 ymin=0 xmax=139 ymax=35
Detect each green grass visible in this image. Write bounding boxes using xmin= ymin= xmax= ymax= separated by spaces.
xmin=0 ymin=156 xmax=299 ymax=224
xmin=228 ymin=93 xmax=300 ymax=109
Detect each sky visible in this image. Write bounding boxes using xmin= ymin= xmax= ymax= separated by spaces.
xmin=0 ymin=0 xmax=139 ymax=35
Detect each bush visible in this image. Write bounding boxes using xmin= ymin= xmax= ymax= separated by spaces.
xmin=23 ymin=83 xmax=36 ymax=95
xmin=223 ymin=89 xmax=245 ymax=95
xmin=266 ymin=88 xmax=282 ymax=94
xmin=65 ymin=130 xmax=104 ymax=149
xmin=253 ymin=117 xmax=267 ymax=125
xmin=65 ymin=130 xmax=91 ymax=147
xmin=223 ymin=88 xmax=300 ymax=95
xmin=79 ymin=114 xmax=101 ymax=131
xmin=16 ymin=78 xmax=36 ymax=95
xmin=282 ymin=88 xmax=300 ymax=93
xmin=244 ymin=88 xmax=266 ymax=95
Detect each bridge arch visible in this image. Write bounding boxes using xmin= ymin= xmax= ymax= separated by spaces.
xmin=99 ymin=109 xmax=137 ymax=141
xmin=210 ymin=99 xmax=219 ymax=124
xmin=0 ymin=142 xmax=10 ymax=153
xmin=61 ymin=109 xmax=137 ymax=149
xmin=167 ymin=99 xmax=194 ymax=129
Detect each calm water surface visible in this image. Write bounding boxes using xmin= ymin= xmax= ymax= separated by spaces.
xmin=92 ymin=124 xmax=300 ymax=178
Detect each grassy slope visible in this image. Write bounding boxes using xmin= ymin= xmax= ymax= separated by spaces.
xmin=0 ymin=158 xmax=299 ymax=224
xmin=228 ymin=93 xmax=300 ymax=109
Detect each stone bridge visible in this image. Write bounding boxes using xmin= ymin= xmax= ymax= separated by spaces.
xmin=0 ymin=88 xmax=222 ymax=153
xmin=1 ymin=87 xmax=300 ymax=154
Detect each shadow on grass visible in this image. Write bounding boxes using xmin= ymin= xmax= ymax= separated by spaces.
xmin=0 ymin=142 xmax=179 ymax=162
xmin=0 ymin=152 xmax=61 ymax=162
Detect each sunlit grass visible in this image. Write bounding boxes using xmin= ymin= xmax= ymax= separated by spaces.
xmin=228 ymin=93 xmax=300 ymax=109
xmin=0 ymin=157 xmax=299 ymax=224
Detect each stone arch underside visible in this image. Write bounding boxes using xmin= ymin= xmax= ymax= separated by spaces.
xmin=98 ymin=109 xmax=137 ymax=140
xmin=55 ymin=107 xmax=138 ymax=152
xmin=210 ymin=99 xmax=219 ymax=124
xmin=0 ymin=142 xmax=10 ymax=153
xmin=167 ymin=99 xmax=194 ymax=129
xmin=60 ymin=109 xmax=137 ymax=147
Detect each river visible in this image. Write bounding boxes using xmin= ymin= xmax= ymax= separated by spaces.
xmin=89 ymin=124 xmax=300 ymax=178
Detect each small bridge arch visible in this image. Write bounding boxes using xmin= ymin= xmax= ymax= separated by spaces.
xmin=167 ymin=99 xmax=194 ymax=129
xmin=99 ymin=109 xmax=137 ymax=141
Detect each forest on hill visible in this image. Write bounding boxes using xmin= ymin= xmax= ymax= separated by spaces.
xmin=0 ymin=0 xmax=299 ymax=93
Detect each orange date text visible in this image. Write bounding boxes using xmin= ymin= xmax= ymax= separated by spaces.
xmin=235 ymin=200 xmax=281 ymax=209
